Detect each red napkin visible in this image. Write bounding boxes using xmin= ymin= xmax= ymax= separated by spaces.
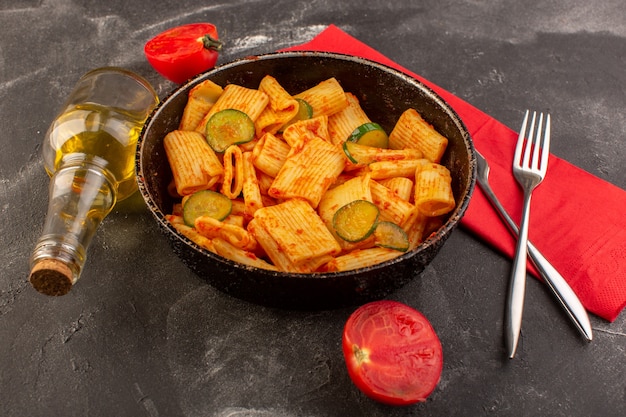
xmin=284 ymin=24 xmax=626 ymax=322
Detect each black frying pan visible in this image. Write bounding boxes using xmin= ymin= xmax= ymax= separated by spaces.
xmin=136 ymin=52 xmax=476 ymax=310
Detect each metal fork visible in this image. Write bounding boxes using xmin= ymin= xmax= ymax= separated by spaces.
xmin=506 ymin=110 xmax=551 ymax=358
xmin=475 ymin=150 xmax=592 ymax=343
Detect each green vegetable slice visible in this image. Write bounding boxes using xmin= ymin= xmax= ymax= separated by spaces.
xmin=280 ymin=98 xmax=313 ymax=132
xmin=333 ymin=200 xmax=380 ymax=242
xmin=183 ymin=190 xmax=232 ymax=226
xmin=348 ymin=122 xmax=388 ymax=148
xmin=205 ymin=109 xmax=255 ymax=152
xmin=374 ymin=221 xmax=410 ymax=252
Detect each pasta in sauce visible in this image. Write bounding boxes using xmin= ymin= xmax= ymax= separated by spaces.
xmin=163 ymin=75 xmax=455 ymax=273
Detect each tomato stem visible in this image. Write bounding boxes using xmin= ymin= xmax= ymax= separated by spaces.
xmin=202 ymin=34 xmax=223 ymax=52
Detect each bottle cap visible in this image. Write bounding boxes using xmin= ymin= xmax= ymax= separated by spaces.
xmin=29 ymin=259 xmax=73 ymax=296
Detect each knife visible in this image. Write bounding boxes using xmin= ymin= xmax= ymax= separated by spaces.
xmin=475 ymin=150 xmax=593 ymax=342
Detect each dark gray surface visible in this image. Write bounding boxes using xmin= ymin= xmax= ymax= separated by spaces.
xmin=1 ymin=1 xmax=624 ymax=416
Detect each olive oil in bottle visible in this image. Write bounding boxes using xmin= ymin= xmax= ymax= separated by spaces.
xmin=29 ymin=68 xmax=158 ymax=296
xmin=44 ymin=103 xmax=145 ymax=200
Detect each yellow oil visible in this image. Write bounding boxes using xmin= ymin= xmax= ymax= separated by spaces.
xmin=44 ymin=102 xmax=146 ymax=201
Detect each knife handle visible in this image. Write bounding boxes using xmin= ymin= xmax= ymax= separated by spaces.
xmin=526 ymin=240 xmax=593 ymax=341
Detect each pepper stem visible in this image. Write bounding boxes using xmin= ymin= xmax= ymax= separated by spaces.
xmin=202 ymin=34 xmax=223 ymax=52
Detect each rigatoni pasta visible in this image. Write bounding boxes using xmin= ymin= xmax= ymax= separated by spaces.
xmin=377 ymin=177 xmax=414 ymax=201
xmin=320 ymin=247 xmax=404 ymax=272
xmin=414 ymin=162 xmax=455 ymax=216
xmin=161 ymin=74 xmax=456 ymax=273
xmin=179 ymin=80 xmax=223 ymax=131
xmin=328 ymin=92 xmax=371 ymax=145
xmin=389 ymin=108 xmax=449 ymax=163
xmin=282 ymin=116 xmax=330 ymax=147
xmin=163 ymin=130 xmax=224 ymax=196
xmin=241 ymin=151 xmax=264 ymax=219
xmin=251 ymin=199 xmax=342 ymax=272
xmin=369 ymin=180 xmax=419 ymax=229
xmin=195 ymin=84 xmax=269 ymax=134
xmin=268 ymin=136 xmax=345 ymax=208
xmin=368 ymin=158 xmax=427 ymax=180
xmin=293 ymin=77 xmax=348 ymax=118
xmin=251 ymin=132 xmax=290 ymax=177
xmin=255 ymin=75 xmax=299 ymax=136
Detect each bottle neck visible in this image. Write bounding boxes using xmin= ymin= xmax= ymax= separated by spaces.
xmin=29 ymin=158 xmax=117 ymax=295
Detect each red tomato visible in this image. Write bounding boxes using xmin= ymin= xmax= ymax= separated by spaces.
xmin=144 ymin=23 xmax=223 ymax=84
xmin=342 ymin=300 xmax=443 ymax=406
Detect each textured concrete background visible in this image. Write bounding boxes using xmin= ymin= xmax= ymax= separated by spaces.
xmin=1 ymin=1 xmax=624 ymax=416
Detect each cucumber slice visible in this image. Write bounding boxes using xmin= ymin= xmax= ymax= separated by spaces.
xmin=205 ymin=109 xmax=255 ymax=153
xmin=374 ymin=221 xmax=410 ymax=252
xmin=280 ymin=98 xmax=313 ymax=132
xmin=183 ymin=190 xmax=232 ymax=226
xmin=348 ymin=122 xmax=388 ymax=148
xmin=333 ymin=200 xmax=380 ymax=242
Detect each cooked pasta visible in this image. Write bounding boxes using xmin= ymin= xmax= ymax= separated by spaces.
xmin=251 ymin=199 xmax=341 ymax=271
xmin=369 ymin=180 xmax=419 ymax=229
xmin=344 ymin=143 xmax=423 ymax=170
xmin=389 ymin=108 xmax=449 ymax=163
xmin=414 ymin=162 xmax=455 ymax=216
xmin=179 ymin=80 xmax=223 ymax=131
xmin=195 ymin=84 xmax=269 ymax=134
xmin=268 ymin=136 xmax=345 ymax=208
xmin=368 ymin=158 xmax=428 ymax=180
xmin=162 ymin=75 xmax=456 ymax=272
xmin=251 ymin=132 xmax=290 ymax=177
xmin=242 ymin=151 xmax=264 ymax=219
xmin=166 ymin=215 xmax=217 ymax=254
xmin=163 ymin=130 xmax=224 ymax=196
xmin=328 ymin=92 xmax=371 ymax=145
xmin=406 ymin=211 xmax=429 ymax=250
xmin=220 ymin=144 xmax=244 ymax=199
xmin=255 ymin=75 xmax=300 ymax=136
xmin=377 ymin=177 xmax=414 ymax=201
xmin=212 ymin=238 xmax=278 ymax=271
xmin=320 ymin=247 xmax=403 ymax=272
xmin=282 ymin=116 xmax=330 ymax=147
xmin=294 ymin=77 xmax=348 ymax=118
xmin=195 ymin=215 xmax=257 ymax=251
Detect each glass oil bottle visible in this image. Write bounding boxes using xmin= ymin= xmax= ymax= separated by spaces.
xmin=29 ymin=67 xmax=159 ymax=295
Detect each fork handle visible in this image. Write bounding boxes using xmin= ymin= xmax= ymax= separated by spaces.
xmin=506 ymin=192 xmax=532 ymax=358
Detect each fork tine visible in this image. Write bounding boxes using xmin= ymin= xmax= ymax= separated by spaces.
xmin=540 ymin=113 xmax=551 ymax=170
xmin=522 ymin=111 xmax=537 ymax=168
xmin=531 ymin=113 xmax=543 ymax=170
xmin=520 ymin=112 xmax=537 ymax=167
xmin=514 ymin=110 xmax=530 ymax=167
